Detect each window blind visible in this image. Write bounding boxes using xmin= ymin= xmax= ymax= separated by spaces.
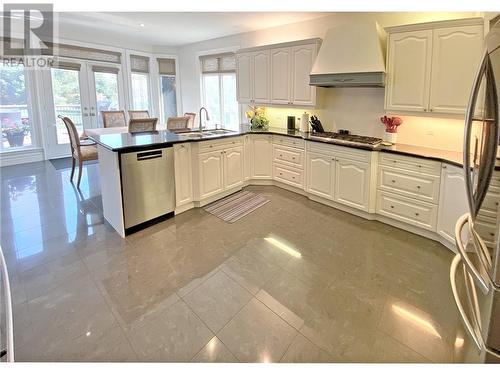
xmin=42 ymin=42 xmax=121 ymax=64
xmin=200 ymin=53 xmax=236 ymax=73
xmin=92 ymin=65 xmax=119 ymax=74
xmin=51 ymin=61 xmax=81 ymax=71
xmin=157 ymin=58 xmax=176 ymax=75
xmin=130 ymin=54 xmax=150 ymax=73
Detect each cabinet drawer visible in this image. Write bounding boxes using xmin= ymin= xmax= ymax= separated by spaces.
xmin=199 ymin=137 xmax=243 ymax=152
xmin=378 ymin=166 xmax=440 ymax=203
xmin=376 ymin=190 xmax=438 ymax=231
xmin=273 ymin=135 xmax=305 ymax=149
xmin=273 ymin=145 xmax=304 ymax=168
xmin=379 ymin=153 xmax=441 ymax=176
xmin=306 ymin=141 xmax=372 ymax=163
xmin=273 ymin=163 xmax=304 ymax=188
xmin=479 ymin=186 xmax=500 ymax=218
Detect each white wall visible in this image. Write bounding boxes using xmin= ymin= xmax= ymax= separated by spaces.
xmin=176 ymin=11 xmax=479 ymax=151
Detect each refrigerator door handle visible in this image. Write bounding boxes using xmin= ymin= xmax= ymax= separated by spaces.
xmin=464 ymin=50 xmax=489 ymax=218
xmin=455 ymin=213 xmax=490 ymax=294
xmin=450 ymin=254 xmax=486 ymax=353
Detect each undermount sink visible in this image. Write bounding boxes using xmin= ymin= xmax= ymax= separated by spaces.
xmin=177 ymin=129 xmax=235 ymax=138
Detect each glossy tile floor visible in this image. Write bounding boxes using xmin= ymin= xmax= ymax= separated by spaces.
xmin=0 ymin=161 xmax=470 ymax=362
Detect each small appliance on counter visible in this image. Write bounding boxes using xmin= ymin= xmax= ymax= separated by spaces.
xmin=287 ymin=116 xmax=296 ymax=131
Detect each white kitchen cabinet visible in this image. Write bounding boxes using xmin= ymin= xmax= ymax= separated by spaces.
xmin=236 ymin=53 xmax=253 ymax=103
xmin=437 ymin=164 xmax=468 ymax=243
xmin=335 ymin=158 xmax=371 ymax=211
xmin=385 ymin=19 xmax=484 ymax=115
xmin=224 ymin=147 xmax=244 ymax=190
xmin=270 ymin=47 xmax=292 ymax=104
xmin=198 ymin=150 xmax=225 ymax=199
xmin=306 ymin=152 xmax=335 ymax=200
xmin=385 ymin=30 xmax=433 ymax=112
xmin=173 ymin=143 xmax=193 ymax=207
xmin=253 ymin=50 xmax=271 ymax=103
xmin=291 ymin=44 xmax=317 ymax=106
xmin=429 ymin=25 xmax=484 ymax=114
xmin=250 ymin=135 xmax=273 ymax=179
xmin=243 ymin=134 xmax=251 ymax=181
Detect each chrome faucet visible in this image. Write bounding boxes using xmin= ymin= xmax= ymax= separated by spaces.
xmin=199 ymin=107 xmax=210 ymax=132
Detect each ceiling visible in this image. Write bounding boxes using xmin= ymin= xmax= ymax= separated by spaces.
xmin=56 ymin=12 xmax=330 ymax=47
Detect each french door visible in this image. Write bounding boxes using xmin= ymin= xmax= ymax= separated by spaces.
xmin=42 ymin=59 xmax=125 ymax=159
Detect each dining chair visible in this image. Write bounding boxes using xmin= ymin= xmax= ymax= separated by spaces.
xmin=102 ymin=110 xmax=126 ymax=128
xmin=184 ymin=112 xmax=196 ymax=128
xmin=167 ymin=116 xmax=191 ymax=133
xmin=128 ymin=118 xmax=158 ymax=133
xmin=128 ymin=110 xmax=150 ymax=119
xmin=59 ymin=115 xmax=98 ymax=188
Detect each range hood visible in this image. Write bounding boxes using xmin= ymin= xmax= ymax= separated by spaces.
xmin=310 ymin=22 xmax=386 ymax=87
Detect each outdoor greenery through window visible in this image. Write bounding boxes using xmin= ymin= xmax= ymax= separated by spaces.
xmin=160 ymin=75 xmax=177 ymax=121
xmin=0 ymin=64 xmax=33 ymax=150
xmin=131 ymin=73 xmax=150 ymax=111
xmin=200 ymin=53 xmax=238 ymax=131
xmin=94 ymin=71 xmax=119 ymax=127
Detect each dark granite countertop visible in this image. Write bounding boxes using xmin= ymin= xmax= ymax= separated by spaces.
xmin=88 ymin=125 xmax=496 ymax=170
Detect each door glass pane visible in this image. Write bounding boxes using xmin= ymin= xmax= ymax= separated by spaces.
xmin=202 ymin=74 xmax=220 ymax=128
xmin=222 ymin=73 xmax=238 ymax=131
xmin=51 ymin=68 xmax=83 ymax=144
xmin=94 ymin=71 xmax=119 ymax=127
xmin=160 ymin=75 xmax=177 ymax=121
xmin=0 ymin=65 xmax=33 ymax=150
xmin=131 ymin=73 xmax=149 ymax=110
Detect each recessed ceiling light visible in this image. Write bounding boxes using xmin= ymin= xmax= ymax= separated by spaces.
xmin=139 ymin=23 xmax=145 ymax=27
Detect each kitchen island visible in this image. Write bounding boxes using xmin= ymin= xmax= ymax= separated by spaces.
xmin=88 ymin=125 xmax=486 ymax=239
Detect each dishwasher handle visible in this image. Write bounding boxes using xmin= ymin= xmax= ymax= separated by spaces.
xmin=136 ymin=150 xmax=163 ymax=161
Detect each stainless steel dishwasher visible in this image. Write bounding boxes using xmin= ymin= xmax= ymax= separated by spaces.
xmin=120 ymin=146 xmax=175 ymax=232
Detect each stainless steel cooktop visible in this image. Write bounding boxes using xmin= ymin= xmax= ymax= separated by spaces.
xmin=309 ymin=132 xmax=382 ymax=148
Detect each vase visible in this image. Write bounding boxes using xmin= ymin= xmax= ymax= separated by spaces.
xmin=384 ymin=132 xmax=397 ymax=144
xmin=6 ymin=132 xmax=25 ymax=147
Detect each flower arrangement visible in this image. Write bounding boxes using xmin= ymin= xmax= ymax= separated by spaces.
xmin=245 ymin=106 xmax=269 ymax=130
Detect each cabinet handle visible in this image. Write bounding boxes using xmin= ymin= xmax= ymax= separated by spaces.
xmin=393 ymin=160 xmax=397 ymax=163
xmin=424 ymin=109 xmax=427 ymax=112
xmin=292 ymin=176 xmax=295 ymax=179
xmin=292 ymin=157 xmax=295 ymax=160
xmin=279 ymin=172 xmax=283 ymax=176
xmin=390 ymin=205 xmax=394 ymax=209
xmin=280 ymin=154 xmax=283 ymax=157
xmin=417 ymin=185 xmax=421 ymax=189
xmin=430 ymin=109 xmax=434 ymax=112
xmin=443 ymin=165 xmax=447 ymax=169
xmin=415 ymin=213 xmax=419 ymax=216
xmin=391 ymin=179 xmax=396 ymax=183
xmin=490 ymin=233 xmax=495 ymax=237
xmin=210 ymin=145 xmax=213 ymax=148
xmin=496 ymin=202 xmax=499 ymax=206
xmin=418 ymin=165 xmax=422 ymax=168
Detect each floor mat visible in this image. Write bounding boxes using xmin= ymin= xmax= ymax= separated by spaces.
xmin=203 ymin=190 xmax=270 ymax=223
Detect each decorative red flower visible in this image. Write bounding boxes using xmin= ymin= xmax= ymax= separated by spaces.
xmin=380 ymin=116 xmax=403 ymax=133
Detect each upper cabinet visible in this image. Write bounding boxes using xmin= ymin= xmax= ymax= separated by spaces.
xmin=237 ymin=39 xmax=320 ymax=107
xmin=385 ymin=18 xmax=484 ymax=115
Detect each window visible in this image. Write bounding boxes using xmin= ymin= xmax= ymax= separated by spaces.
xmin=157 ymin=58 xmax=177 ymax=122
xmin=0 ymin=64 xmax=34 ymax=150
xmin=130 ymin=54 xmax=150 ymax=111
xmin=200 ymin=53 xmax=238 ymax=131
xmin=92 ymin=66 xmax=120 ymax=127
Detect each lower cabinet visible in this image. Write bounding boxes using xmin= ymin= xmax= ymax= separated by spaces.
xmin=198 ymin=150 xmax=225 ymax=199
xmin=306 ymin=152 xmax=335 ymax=200
xmin=306 ymin=148 xmax=372 ymax=212
xmin=335 ymin=157 xmax=371 ymax=211
xmin=197 ymin=145 xmax=244 ymax=201
xmin=173 ymin=143 xmax=193 ymax=207
xmin=250 ymin=135 xmax=273 ymax=179
xmin=436 ymin=164 xmax=468 ymax=243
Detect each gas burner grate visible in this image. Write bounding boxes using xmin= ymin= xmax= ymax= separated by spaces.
xmin=309 ymin=132 xmax=383 ymax=147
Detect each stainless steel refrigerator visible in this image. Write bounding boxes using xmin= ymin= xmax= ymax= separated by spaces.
xmin=451 ymin=17 xmax=500 ymax=363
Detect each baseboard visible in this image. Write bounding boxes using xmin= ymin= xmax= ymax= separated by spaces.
xmin=0 ymin=148 xmax=44 ymax=167
xmin=175 ymin=202 xmax=195 ymax=215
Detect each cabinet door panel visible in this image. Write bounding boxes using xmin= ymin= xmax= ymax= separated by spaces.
xmin=253 ymin=50 xmax=270 ymax=103
xmin=291 ymin=44 xmax=316 ymax=106
xmin=198 ymin=151 xmax=224 ymax=199
xmin=174 ymin=144 xmax=193 ymax=206
xmin=437 ymin=165 xmax=468 ymax=243
xmin=429 ymin=25 xmax=483 ymax=114
xmin=385 ymin=30 xmax=432 ymax=112
xmin=270 ymin=47 xmax=291 ymax=104
xmin=335 ymin=158 xmax=370 ymax=211
xmin=306 ymin=152 xmax=334 ymax=200
xmin=251 ymin=136 xmax=273 ymax=179
xmin=237 ymin=53 xmax=252 ymax=103
xmin=224 ymin=147 xmax=244 ymax=190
